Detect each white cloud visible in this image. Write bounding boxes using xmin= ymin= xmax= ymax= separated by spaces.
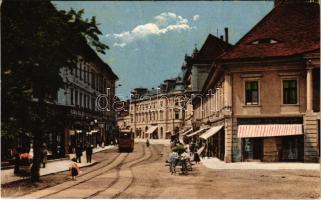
xmin=113 ymin=42 xmax=127 ymax=48
xmin=108 ymin=12 xmax=194 ymax=48
xmin=193 ymin=14 xmax=200 ymax=21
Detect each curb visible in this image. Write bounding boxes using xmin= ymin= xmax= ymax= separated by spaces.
xmin=1 ymin=161 xmax=99 ymax=187
xmin=1 ymin=147 xmax=115 ymax=186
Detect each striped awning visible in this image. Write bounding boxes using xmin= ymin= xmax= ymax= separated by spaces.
xmin=200 ymin=125 xmax=224 ymax=140
xmin=146 ymin=126 xmax=158 ymax=134
xmin=237 ymin=124 xmax=303 ymax=138
xmin=186 ymin=128 xmax=209 ymax=138
xmin=182 ymin=128 xmax=193 ymax=136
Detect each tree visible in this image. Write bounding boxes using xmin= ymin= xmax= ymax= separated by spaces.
xmin=2 ymin=0 xmax=108 ymax=181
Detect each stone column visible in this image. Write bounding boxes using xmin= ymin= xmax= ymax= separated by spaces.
xmin=224 ymin=73 xmax=232 ymax=110
xmin=306 ymin=68 xmax=313 ymax=112
xmin=224 ymin=116 xmax=233 ymax=162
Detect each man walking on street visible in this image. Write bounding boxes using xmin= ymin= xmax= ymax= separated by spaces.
xmin=86 ymin=144 xmax=93 ymax=163
xmin=75 ymin=144 xmax=82 ymax=163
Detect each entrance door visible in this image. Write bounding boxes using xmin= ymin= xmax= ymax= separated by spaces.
xmin=243 ymin=138 xmax=263 ymax=161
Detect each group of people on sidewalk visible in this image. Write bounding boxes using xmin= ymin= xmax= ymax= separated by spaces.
xmin=74 ymin=143 xmax=94 ymax=163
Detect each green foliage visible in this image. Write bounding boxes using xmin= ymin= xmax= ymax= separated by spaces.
xmin=1 ymin=0 xmax=108 ymax=181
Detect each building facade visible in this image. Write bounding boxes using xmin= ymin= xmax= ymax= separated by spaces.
xmin=183 ymin=32 xmax=232 ymax=160
xmin=54 ymin=44 xmax=118 ymax=155
xmin=127 ymin=78 xmax=192 ymax=139
xmin=192 ymin=0 xmax=319 ymax=163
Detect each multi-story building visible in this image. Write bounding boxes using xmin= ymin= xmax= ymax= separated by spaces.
xmin=193 ymin=0 xmax=319 ymax=163
xmin=182 ymin=32 xmax=232 ymax=159
xmin=54 ymin=42 xmax=118 ymax=155
xmin=128 ymin=77 xmax=191 ymax=139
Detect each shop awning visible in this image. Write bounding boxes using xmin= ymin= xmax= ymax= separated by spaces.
xmin=237 ymin=124 xmax=303 ymax=138
xmin=146 ymin=126 xmax=158 ymax=134
xmin=186 ymin=128 xmax=209 ymax=138
xmin=197 ymin=146 xmax=205 ymax=155
xmin=182 ymin=128 xmax=193 ymax=136
xmin=200 ymin=125 xmax=224 ymax=140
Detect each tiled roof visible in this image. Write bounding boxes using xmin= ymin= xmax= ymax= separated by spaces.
xmin=219 ymin=2 xmax=320 ymax=61
xmin=193 ymin=34 xmax=232 ymax=62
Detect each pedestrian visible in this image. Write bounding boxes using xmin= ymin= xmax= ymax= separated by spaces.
xmin=13 ymin=147 xmax=20 ymax=175
xmin=86 ymin=144 xmax=93 ymax=163
xmin=194 ymin=152 xmax=201 ymax=164
xmin=169 ymin=151 xmax=178 ymax=174
xmin=146 ymin=139 xmax=150 ymax=147
xmin=41 ymin=143 xmax=48 ymax=168
xmin=69 ymin=158 xmax=81 ymax=180
xmin=75 ymin=144 xmax=83 ymax=163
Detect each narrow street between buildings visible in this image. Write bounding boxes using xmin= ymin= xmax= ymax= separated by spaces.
xmin=1 ymin=142 xmax=319 ymax=199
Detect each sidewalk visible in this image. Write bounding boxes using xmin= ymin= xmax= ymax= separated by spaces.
xmin=201 ymin=157 xmax=320 ymax=170
xmin=1 ymin=145 xmax=116 ymax=185
xmin=135 ymin=138 xmax=170 ymax=146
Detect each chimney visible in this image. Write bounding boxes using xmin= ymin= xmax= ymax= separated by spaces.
xmin=224 ymin=27 xmax=229 ymax=43
xmin=220 ymin=35 xmax=223 ymax=40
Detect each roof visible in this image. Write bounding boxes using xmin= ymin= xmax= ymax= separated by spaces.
xmin=80 ymin=40 xmax=119 ymax=80
xmin=193 ymin=34 xmax=232 ymax=63
xmin=184 ymin=34 xmax=232 ymax=81
xmin=219 ymin=2 xmax=320 ymax=61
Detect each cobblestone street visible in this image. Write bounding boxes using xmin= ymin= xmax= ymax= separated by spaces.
xmin=2 ymin=143 xmax=320 ymax=199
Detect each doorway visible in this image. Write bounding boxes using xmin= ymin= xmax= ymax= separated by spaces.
xmin=243 ymin=138 xmax=263 ymax=161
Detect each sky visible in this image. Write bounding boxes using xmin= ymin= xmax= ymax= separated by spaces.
xmin=54 ymin=1 xmax=274 ymax=98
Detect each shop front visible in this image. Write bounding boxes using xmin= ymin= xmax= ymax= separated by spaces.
xmin=199 ymin=125 xmax=225 ymax=160
xmin=146 ymin=126 xmax=158 ymax=139
xmin=238 ymin=123 xmax=304 ymax=162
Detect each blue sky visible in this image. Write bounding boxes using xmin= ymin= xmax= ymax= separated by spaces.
xmin=54 ymin=1 xmax=273 ymax=97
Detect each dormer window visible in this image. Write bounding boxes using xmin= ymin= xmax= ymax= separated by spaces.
xmin=251 ymin=38 xmax=279 ymax=45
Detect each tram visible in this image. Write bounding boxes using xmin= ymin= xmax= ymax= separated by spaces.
xmin=118 ymin=130 xmax=134 ymax=152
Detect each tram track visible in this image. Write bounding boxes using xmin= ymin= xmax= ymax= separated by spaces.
xmin=22 ymin=143 xmax=162 ymax=199
xmin=88 ymin=144 xmax=151 ymax=198
xmin=38 ymin=152 xmax=129 ymax=199
xmin=120 ymin=144 xmax=165 ymax=199
xmin=45 ymin=144 xmax=147 ymax=198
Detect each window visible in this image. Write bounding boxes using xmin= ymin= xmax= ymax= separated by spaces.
xmin=91 ymin=71 xmax=95 ymax=89
xmin=80 ymin=93 xmax=83 ymax=107
xmin=84 ymin=95 xmax=87 ymax=108
xmin=87 ymin=96 xmax=90 ymax=108
xmin=283 ymin=80 xmax=297 ymax=104
xmin=70 ymin=88 xmax=74 ymax=105
xmin=75 ymin=90 xmax=78 ymax=106
xmin=245 ymin=81 xmax=259 ymax=105
xmin=175 ymin=111 xmax=179 ymax=119
xmin=80 ymin=62 xmax=83 ymax=80
xmin=84 ymin=66 xmax=87 ymax=83
xmin=76 ymin=64 xmax=79 ymax=77
xmin=92 ymin=97 xmax=95 ymax=110
xmin=251 ymin=38 xmax=278 ymax=45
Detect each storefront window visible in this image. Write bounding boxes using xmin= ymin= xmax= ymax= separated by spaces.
xmin=245 ymin=81 xmax=259 ymax=105
xmin=283 ymin=80 xmax=297 ymax=104
xmin=243 ymin=138 xmax=262 ymax=160
xmin=281 ymin=136 xmax=303 ymax=161
xmin=70 ymin=88 xmax=74 ymax=105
